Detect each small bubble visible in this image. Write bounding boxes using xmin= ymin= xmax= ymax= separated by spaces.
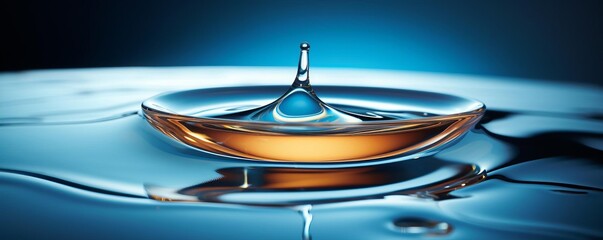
xmin=394 ymin=218 xmax=452 ymax=236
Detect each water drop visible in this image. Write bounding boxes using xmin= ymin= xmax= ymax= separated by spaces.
xmin=215 ymin=42 xmax=387 ymax=123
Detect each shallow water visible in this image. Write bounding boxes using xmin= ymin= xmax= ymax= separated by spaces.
xmin=0 ymin=67 xmax=602 ymax=239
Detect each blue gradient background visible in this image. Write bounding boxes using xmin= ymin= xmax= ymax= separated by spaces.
xmin=1 ymin=0 xmax=601 ymax=86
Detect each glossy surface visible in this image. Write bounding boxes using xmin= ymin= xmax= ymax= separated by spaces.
xmin=1 ymin=67 xmax=602 ymax=239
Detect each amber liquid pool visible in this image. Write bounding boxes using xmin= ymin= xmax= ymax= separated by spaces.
xmin=142 ymin=86 xmax=483 ymax=162
xmin=0 ymin=67 xmax=602 ymax=239
xmin=143 ymin=114 xmax=474 ymax=162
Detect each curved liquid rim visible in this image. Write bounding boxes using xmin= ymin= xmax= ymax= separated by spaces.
xmin=141 ymin=85 xmax=486 ymax=127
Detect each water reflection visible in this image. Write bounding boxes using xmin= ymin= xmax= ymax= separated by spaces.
xmin=146 ymin=158 xmax=485 ymax=205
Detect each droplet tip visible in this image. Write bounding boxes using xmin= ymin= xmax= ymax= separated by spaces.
xmin=300 ymin=42 xmax=310 ymax=51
